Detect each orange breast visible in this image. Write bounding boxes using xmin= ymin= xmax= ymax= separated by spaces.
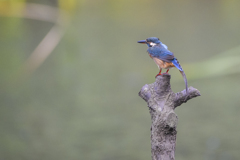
xmin=152 ymin=57 xmax=175 ymax=69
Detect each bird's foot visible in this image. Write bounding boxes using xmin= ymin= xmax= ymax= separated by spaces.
xmin=155 ymin=68 xmax=163 ymax=78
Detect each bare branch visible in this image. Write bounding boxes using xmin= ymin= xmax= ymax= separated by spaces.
xmin=139 ymin=74 xmax=200 ymax=160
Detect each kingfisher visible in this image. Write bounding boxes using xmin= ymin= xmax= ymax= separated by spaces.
xmin=138 ymin=37 xmax=188 ymax=95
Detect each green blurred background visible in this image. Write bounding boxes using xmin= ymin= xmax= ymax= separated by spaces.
xmin=1 ymin=0 xmax=240 ymax=160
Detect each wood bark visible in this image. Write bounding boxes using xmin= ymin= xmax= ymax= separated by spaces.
xmin=139 ymin=74 xmax=200 ymax=160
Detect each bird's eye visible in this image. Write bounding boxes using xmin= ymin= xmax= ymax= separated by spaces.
xmin=158 ymin=38 xmax=159 ymax=40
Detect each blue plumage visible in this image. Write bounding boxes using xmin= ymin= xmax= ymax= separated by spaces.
xmin=172 ymin=58 xmax=183 ymax=71
xmin=147 ymin=46 xmax=174 ymax=63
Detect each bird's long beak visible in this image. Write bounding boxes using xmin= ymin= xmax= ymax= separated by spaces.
xmin=137 ymin=40 xmax=147 ymax=44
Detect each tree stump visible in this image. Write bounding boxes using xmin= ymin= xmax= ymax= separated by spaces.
xmin=139 ymin=74 xmax=200 ymax=160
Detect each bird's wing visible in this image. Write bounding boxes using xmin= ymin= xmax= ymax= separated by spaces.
xmin=147 ymin=46 xmax=175 ymax=63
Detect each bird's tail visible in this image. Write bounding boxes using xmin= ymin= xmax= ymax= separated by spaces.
xmin=172 ymin=58 xmax=188 ymax=95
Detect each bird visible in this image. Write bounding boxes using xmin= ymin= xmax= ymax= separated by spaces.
xmin=138 ymin=37 xmax=188 ymax=95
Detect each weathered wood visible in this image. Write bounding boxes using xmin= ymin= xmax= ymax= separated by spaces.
xmin=139 ymin=74 xmax=200 ymax=160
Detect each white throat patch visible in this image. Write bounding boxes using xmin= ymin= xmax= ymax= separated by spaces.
xmin=150 ymin=42 xmax=157 ymax=47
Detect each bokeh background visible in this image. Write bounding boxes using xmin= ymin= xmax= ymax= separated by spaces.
xmin=1 ymin=0 xmax=240 ymax=160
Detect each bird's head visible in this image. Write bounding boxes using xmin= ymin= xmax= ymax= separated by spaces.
xmin=138 ymin=37 xmax=168 ymax=49
xmin=138 ymin=37 xmax=161 ymax=47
